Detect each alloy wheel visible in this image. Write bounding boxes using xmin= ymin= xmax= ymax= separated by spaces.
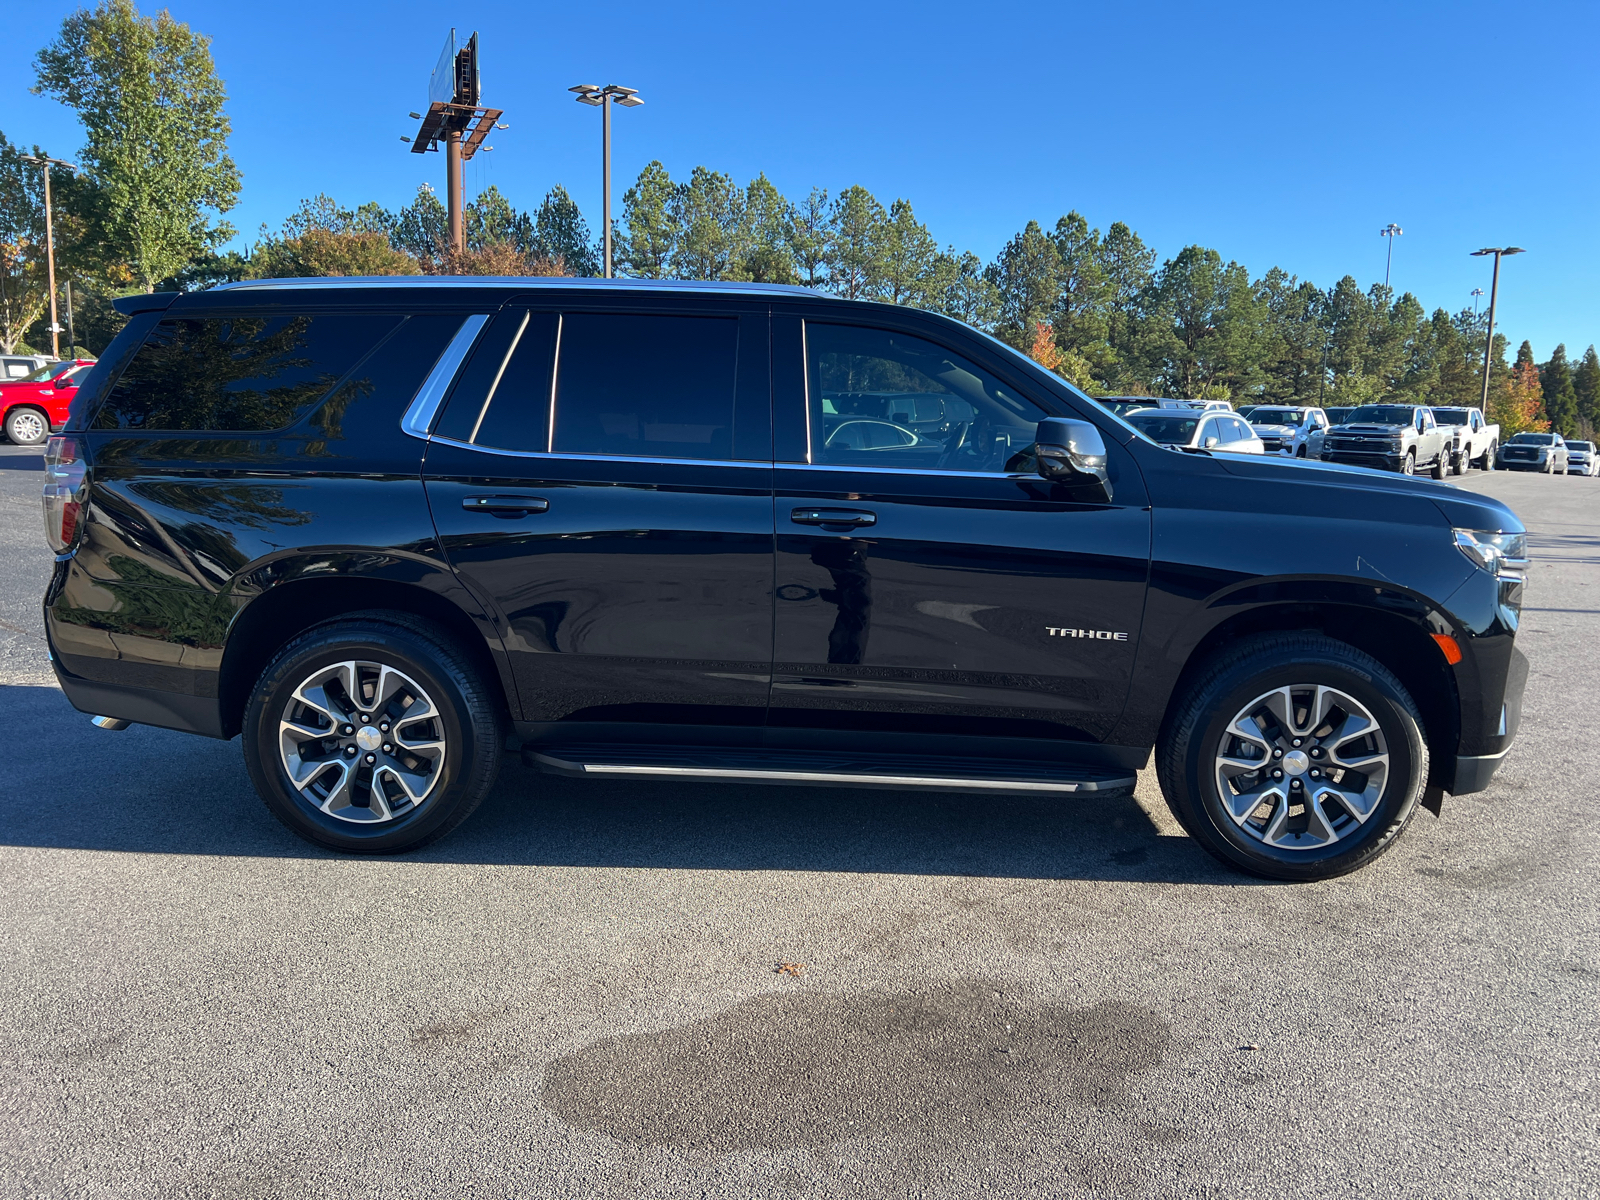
xmin=1213 ymin=684 xmax=1390 ymax=852
xmin=8 ymin=409 xmax=46 ymax=445
xmin=277 ymin=659 xmax=447 ymax=823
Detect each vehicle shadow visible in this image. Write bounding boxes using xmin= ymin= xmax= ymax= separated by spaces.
xmin=0 ymin=453 xmax=43 ymax=470
xmin=0 ymin=682 xmax=1247 ymax=885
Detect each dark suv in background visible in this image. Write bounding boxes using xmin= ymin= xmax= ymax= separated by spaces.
xmin=42 ymin=278 xmax=1530 ymax=880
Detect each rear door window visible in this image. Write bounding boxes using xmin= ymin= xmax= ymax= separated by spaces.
xmin=94 ymin=312 xmax=401 ymax=431
xmin=550 ymin=313 xmax=738 ymax=460
xmin=433 ymin=309 xmax=559 ymax=451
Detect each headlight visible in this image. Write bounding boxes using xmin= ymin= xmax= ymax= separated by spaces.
xmin=1454 ymin=528 xmax=1528 ymax=577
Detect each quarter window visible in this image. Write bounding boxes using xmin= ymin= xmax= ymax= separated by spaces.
xmin=805 ymin=323 xmax=1046 ymax=471
xmin=434 ymin=309 xmax=559 ymax=451
xmin=95 ymin=313 xmax=401 ymax=432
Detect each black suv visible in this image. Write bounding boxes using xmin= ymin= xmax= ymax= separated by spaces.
xmin=41 ymin=279 xmax=1529 ymax=880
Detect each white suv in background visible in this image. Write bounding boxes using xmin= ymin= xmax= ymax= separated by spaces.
xmin=1566 ymin=440 xmax=1598 ymax=476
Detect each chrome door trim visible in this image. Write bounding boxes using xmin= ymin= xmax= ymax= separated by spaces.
xmin=399 ymin=314 xmax=490 ymax=440
xmin=424 ymin=434 xmax=770 ymax=472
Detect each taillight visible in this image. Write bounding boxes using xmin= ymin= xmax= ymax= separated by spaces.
xmin=43 ymin=435 xmax=88 ymax=553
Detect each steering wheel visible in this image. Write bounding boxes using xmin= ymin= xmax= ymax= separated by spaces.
xmin=935 ymin=421 xmax=971 ymax=469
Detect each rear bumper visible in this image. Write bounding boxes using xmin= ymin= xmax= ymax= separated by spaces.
xmin=52 ymin=655 xmax=227 ymax=739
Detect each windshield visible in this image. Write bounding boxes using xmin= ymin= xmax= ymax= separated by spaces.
xmin=1570 ymin=441 xmax=1594 ymax=451
xmin=1250 ymin=409 xmax=1305 ymax=426
xmin=1510 ymin=433 xmax=1556 ymax=445
xmin=1126 ymin=413 xmax=1200 ymax=444
xmin=1347 ymin=405 xmax=1417 ymax=425
xmin=1324 ymin=408 xmax=1354 ymax=424
xmin=1431 ymin=409 xmax=1471 ymax=425
xmin=14 ymin=361 xmax=72 ymax=384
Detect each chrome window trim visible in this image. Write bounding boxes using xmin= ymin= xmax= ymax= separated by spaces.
xmin=426 ymin=434 xmax=770 ymax=471
xmin=801 ymin=320 xmax=813 ymax=464
xmin=467 ymin=309 xmax=529 ymax=444
xmin=400 ymin=314 xmax=490 ymax=440
xmin=546 ymin=313 xmax=562 ymax=453
xmin=775 ymin=462 xmax=1037 ymax=481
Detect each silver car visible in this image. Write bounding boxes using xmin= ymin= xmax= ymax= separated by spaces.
xmin=1565 ymin=440 xmax=1598 ymax=477
xmin=1248 ymin=405 xmax=1330 ymax=458
xmin=1126 ymin=409 xmax=1265 ymax=454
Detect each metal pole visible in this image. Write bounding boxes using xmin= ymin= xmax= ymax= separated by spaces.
xmin=1479 ymin=252 xmax=1501 ymax=411
xmin=602 ymin=96 xmax=613 ymax=278
xmin=41 ymin=162 xmax=59 ymax=358
xmin=1383 ymin=235 xmax=1393 ymax=301
xmin=65 ymin=280 xmax=76 ymax=357
xmin=446 ymin=131 xmax=464 ymax=255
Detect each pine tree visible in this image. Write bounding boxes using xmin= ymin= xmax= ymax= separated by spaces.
xmin=875 ymin=199 xmax=938 ymax=306
xmin=825 ymin=186 xmax=887 ymax=301
xmin=785 ymin=187 xmax=830 ymax=289
xmin=1572 ymin=345 xmax=1600 ymax=438
xmin=615 ymin=162 xmax=677 ymax=279
xmin=985 ymin=220 xmax=1059 ymax=351
xmin=735 ymin=174 xmax=795 ymax=284
xmin=531 ymin=185 xmax=596 ymax=275
xmin=1540 ymin=343 xmax=1579 ymax=437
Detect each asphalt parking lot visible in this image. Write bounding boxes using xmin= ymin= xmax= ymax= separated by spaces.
xmin=0 ymin=441 xmax=1596 ymax=1199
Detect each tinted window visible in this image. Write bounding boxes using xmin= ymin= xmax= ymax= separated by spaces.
xmin=551 ymin=314 xmax=737 ymax=460
xmin=1510 ymin=433 xmax=1555 ymax=445
xmin=1251 ymin=409 xmax=1304 ymax=426
xmin=96 ymin=313 xmax=401 ymax=431
xmin=1432 ymin=409 xmax=1470 ymax=425
xmin=311 ymin=314 xmax=462 ymax=444
xmin=1129 ymin=414 xmax=1201 ymax=444
xmin=806 ymin=323 xmax=1045 ymax=471
xmin=435 ymin=309 xmax=558 ymax=451
xmin=1229 ymin=418 xmax=1254 ymax=440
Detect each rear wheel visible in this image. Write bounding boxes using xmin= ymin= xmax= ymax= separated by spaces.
xmin=1156 ymin=633 xmax=1426 ymax=881
xmin=242 ymin=613 xmax=503 ymax=854
xmin=4 ymin=406 xmax=49 ymax=446
xmin=1482 ymin=443 xmax=1497 ymax=471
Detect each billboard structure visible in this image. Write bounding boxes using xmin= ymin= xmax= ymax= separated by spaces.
xmin=406 ymin=30 xmax=502 ymax=254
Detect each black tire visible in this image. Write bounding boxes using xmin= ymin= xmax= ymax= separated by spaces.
xmin=1430 ymin=452 xmax=1446 ymax=480
xmin=1400 ymin=450 xmax=1416 ymax=476
xmin=1155 ymin=633 xmax=1427 ymax=881
xmin=4 ymin=405 xmax=50 ymax=446
xmin=242 ymin=612 xmax=503 ymax=854
xmin=1452 ymin=449 xmax=1466 ymax=476
xmin=1482 ymin=444 xmax=1496 ymax=471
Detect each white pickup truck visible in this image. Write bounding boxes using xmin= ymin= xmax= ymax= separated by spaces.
xmin=1429 ymin=407 xmax=1499 ymax=474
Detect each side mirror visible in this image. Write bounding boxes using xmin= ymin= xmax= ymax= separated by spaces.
xmin=54 ymin=376 xmax=74 ymax=390
xmin=1034 ymin=417 xmax=1112 ymax=502
xmin=1202 ymin=436 xmax=1219 ymax=449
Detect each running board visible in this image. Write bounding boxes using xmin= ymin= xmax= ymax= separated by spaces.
xmin=523 ymin=744 xmax=1136 ymax=795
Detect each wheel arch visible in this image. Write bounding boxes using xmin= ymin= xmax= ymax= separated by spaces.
xmin=217 ymin=563 xmax=516 ymax=740
xmin=1143 ymin=591 xmax=1461 ymax=790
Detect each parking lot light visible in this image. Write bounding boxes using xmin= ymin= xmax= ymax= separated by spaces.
xmin=1471 ymin=247 xmax=1526 ymax=410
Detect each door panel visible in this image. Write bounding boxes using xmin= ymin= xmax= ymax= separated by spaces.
xmin=423 ymin=305 xmax=774 ymax=728
xmin=769 ymin=314 xmax=1151 ymax=745
xmin=772 ymin=467 xmax=1150 ymax=742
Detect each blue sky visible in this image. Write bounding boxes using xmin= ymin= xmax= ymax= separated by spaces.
xmin=6 ymin=0 xmax=1597 ymax=357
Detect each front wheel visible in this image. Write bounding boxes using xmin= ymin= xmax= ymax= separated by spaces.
xmin=1430 ymin=452 xmax=1447 ymax=480
xmin=1400 ymin=451 xmax=1416 ymax=476
xmin=242 ymin=613 xmax=504 ymax=854
xmin=1452 ymin=450 xmax=1466 ymax=476
xmin=1156 ymin=633 xmax=1427 ymax=881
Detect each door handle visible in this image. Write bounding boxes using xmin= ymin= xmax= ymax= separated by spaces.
xmin=461 ymin=494 xmax=549 ymax=517
xmin=791 ymin=508 xmax=876 ymax=527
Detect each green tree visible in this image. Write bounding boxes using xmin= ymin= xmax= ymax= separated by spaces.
xmin=825 ymin=185 xmax=887 ymax=300
xmin=786 ymin=187 xmax=830 ymax=289
xmin=1540 ymin=343 xmax=1579 ymax=437
xmin=1141 ymin=246 xmax=1263 ymax=398
xmin=735 ymin=173 xmax=795 ymax=284
xmin=875 ymin=198 xmax=939 ymax=306
xmin=928 ymin=249 xmax=1000 ymax=330
xmin=466 ymin=185 xmax=532 ymax=254
xmin=34 ymin=0 xmax=241 ymax=292
xmin=616 ymin=161 xmax=677 ymax=279
xmin=1050 ymin=212 xmax=1109 ymax=366
xmin=986 ymin=220 xmax=1059 ymax=351
xmin=1572 ymin=345 xmax=1600 ymax=437
xmin=671 ymin=166 xmax=744 ymax=281
xmin=530 ymin=185 xmax=596 ymax=275
xmin=0 ymin=133 xmax=54 ymax=352
xmin=390 ymin=185 xmax=447 ymax=260
xmin=1253 ymin=268 xmax=1327 ymax=405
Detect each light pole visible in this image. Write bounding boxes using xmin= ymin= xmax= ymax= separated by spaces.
xmin=20 ymin=154 xmax=77 ymax=359
xmin=1380 ymin=223 xmax=1403 ymax=304
xmin=1471 ymin=287 xmax=1484 ymax=316
xmin=570 ymin=84 xmax=644 ymax=278
xmin=1471 ymin=246 xmax=1525 ymax=410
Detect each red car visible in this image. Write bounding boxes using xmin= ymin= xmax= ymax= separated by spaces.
xmin=1 ymin=359 xmax=96 ymax=446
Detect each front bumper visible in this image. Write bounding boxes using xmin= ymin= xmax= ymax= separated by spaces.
xmin=1446 ymin=645 xmax=1528 ymax=795
xmin=1323 ymin=450 xmax=1403 ymax=469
